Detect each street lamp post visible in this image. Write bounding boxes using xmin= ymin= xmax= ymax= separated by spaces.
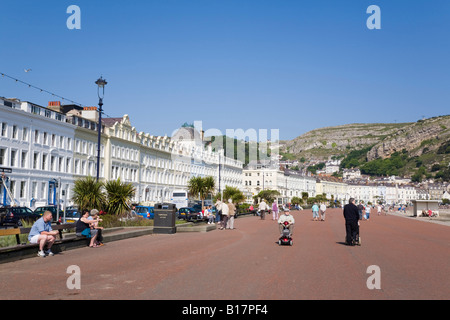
xmin=95 ymin=76 xmax=107 ymax=182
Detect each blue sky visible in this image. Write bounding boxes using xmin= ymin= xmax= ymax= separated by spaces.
xmin=1 ymin=0 xmax=449 ymax=141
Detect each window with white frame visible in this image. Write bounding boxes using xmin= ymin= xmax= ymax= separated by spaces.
xmin=0 ymin=148 xmax=5 ymax=165
xmin=22 ymin=127 xmax=28 ymax=141
xmin=12 ymin=125 xmax=18 ymax=139
xmin=42 ymin=154 xmax=47 ymax=170
xmin=10 ymin=149 xmax=17 ymax=167
xmin=21 ymin=151 xmax=27 ymax=168
xmin=20 ymin=181 xmax=26 ymax=198
xmin=74 ymin=159 xmax=80 ymax=174
xmin=1 ymin=122 xmax=7 ymax=137
xmin=33 ymin=152 xmax=39 ymax=169
xmin=32 ymin=182 xmax=37 ymax=198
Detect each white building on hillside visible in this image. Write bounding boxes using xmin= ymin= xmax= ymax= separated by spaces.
xmin=243 ymin=161 xmax=316 ymax=204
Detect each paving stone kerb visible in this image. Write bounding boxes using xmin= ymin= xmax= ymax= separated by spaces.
xmin=0 ymin=221 xmax=217 ymax=264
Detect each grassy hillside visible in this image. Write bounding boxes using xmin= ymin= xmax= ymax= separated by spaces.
xmin=281 ymin=115 xmax=450 ymax=181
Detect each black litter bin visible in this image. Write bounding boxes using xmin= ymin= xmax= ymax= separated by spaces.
xmin=153 ymin=203 xmax=177 ymax=234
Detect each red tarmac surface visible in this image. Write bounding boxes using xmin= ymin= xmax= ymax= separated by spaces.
xmin=0 ymin=208 xmax=449 ymax=300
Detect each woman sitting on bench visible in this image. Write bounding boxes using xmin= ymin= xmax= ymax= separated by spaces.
xmin=75 ymin=210 xmax=100 ymax=248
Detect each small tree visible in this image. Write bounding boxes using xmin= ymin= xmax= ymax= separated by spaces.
xmin=71 ymin=176 xmax=106 ymax=211
xmin=256 ymin=190 xmax=280 ymax=204
xmin=187 ymin=176 xmax=216 ymax=209
xmin=222 ymin=186 xmax=245 ymax=204
xmin=301 ymin=192 xmax=309 ymax=202
xmin=104 ymin=178 xmax=136 ymax=215
xmin=290 ymin=196 xmax=302 ymax=206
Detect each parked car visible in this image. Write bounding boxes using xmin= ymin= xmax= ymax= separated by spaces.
xmin=135 ymin=206 xmax=154 ymax=219
xmin=191 ymin=204 xmax=215 ymax=221
xmin=177 ymin=207 xmax=203 ymax=222
xmin=0 ymin=206 xmax=40 ymax=227
xmin=118 ymin=210 xmax=141 ymax=222
xmin=64 ymin=206 xmax=80 ymax=223
xmin=33 ymin=205 xmax=64 ymax=224
xmin=192 ymin=204 xmax=203 ymax=213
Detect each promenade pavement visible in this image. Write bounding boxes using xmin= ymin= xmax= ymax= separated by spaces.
xmin=0 ymin=208 xmax=449 ymax=300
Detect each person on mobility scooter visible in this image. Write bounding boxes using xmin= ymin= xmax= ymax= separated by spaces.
xmin=277 ymin=209 xmax=295 ymax=246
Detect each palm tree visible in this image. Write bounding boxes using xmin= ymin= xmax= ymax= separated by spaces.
xmin=104 ymin=178 xmax=136 ymax=215
xmin=203 ymin=176 xmax=216 ymax=199
xmin=290 ymin=196 xmax=303 ymax=206
xmin=71 ymin=176 xmax=106 ymax=211
xmin=187 ymin=176 xmax=216 ymax=209
xmin=222 ymin=186 xmax=245 ymax=204
xmin=255 ymin=189 xmax=280 ymax=204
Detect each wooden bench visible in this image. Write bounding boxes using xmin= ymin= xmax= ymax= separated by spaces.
xmin=0 ymin=227 xmax=22 ymax=245
xmin=0 ymin=223 xmax=78 ymax=245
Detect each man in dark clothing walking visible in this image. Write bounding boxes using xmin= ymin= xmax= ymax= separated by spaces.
xmin=343 ymin=198 xmax=360 ymax=246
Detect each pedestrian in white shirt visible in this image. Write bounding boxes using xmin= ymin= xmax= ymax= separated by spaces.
xmin=320 ymin=203 xmax=327 ymax=221
xmin=219 ymin=200 xmax=229 ymax=230
xmin=258 ymin=199 xmax=269 ymax=220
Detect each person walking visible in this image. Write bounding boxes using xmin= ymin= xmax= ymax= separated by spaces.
xmin=357 ymin=202 xmax=364 ymax=220
xmin=226 ymin=199 xmax=236 ymax=229
xmin=365 ymin=205 xmax=371 ymax=221
xmin=214 ymin=199 xmax=223 ymax=224
xmin=219 ymin=200 xmax=229 ymax=230
xmin=312 ymin=202 xmax=319 ymax=221
xmin=28 ymin=211 xmax=59 ymax=257
xmin=272 ymin=200 xmax=279 ymax=221
xmin=258 ymin=199 xmax=269 ymax=220
xmin=320 ymin=202 xmax=327 ymax=221
xmin=249 ymin=204 xmax=255 ymax=215
xmin=343 ymin=198 xmax=360 ymax=246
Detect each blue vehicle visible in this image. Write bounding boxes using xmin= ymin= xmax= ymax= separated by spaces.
xmin=135 ymin=206 xmax=154 ymax=219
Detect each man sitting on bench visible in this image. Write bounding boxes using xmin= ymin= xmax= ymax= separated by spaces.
xmin=28 ymin=211 xmax=59 ymax=257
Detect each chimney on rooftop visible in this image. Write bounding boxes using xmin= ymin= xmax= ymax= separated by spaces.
xmin=81 ymin=106 xmax=99 ymax=121
xmin=47 ymin=101 xmax=62 ymax=113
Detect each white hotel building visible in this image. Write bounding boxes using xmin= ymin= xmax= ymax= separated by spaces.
xmin=0 ymin=97 xmax=243 ymax=209
xmin=243 ymin=160 xmax=316 ymax=204
xmin=0 ymin=99 xmax=75 ymax=208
